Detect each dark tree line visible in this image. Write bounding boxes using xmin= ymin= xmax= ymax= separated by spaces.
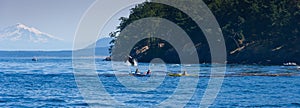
xmin=109 ymin=0 xmax=300 ymax=65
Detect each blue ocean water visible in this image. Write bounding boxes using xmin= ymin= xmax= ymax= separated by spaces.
xmin=0 ymin=58 xmax=299 ymax=107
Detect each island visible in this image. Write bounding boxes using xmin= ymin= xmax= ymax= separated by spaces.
xmin=108 ymin=0 xmax=300 ymax=65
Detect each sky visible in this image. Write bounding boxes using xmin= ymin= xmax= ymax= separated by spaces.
xmin=0 ymin=0 xmax=140 ymax=50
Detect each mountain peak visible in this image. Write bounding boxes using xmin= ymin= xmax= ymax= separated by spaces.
xmin=0 ymin=23 xmax=63 ymax=42
xmin=16 ymin=23 xmax=43 ymax=35
xmin=0 ymin=23 xmax=67 ymax=50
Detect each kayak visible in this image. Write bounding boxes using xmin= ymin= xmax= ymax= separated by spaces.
xmin=168 ymin=73 xmax=183 ymax=77
xmin=168 ymin=73 xmax=198 ymax=77
xmin=129 ymin=73 xmax=150 ymax=77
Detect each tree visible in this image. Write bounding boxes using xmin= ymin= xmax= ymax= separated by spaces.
xmin=108 ymin=0 xmax=300 ymax=64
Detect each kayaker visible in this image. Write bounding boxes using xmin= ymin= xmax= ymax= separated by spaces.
xmin=135 ymin=68 xmax=140 ymax=74
xmin=182 ymin=71 xmax=188 ymax=76
xmin=146 ymin=70 xmax=151 ymax=75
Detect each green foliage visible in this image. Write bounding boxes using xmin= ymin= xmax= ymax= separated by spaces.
xmin=109 ymin=0 xmax=300 ymax=64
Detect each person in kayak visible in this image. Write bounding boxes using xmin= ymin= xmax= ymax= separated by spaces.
xmin=146 ymin=70 xmax=151 ymax=75
xmin=182 ymin=71 xmax=188 ymax=76
xmin=135 ymin=68 xmax=140 ymax=74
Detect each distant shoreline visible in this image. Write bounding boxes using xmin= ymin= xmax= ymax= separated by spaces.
xmin=1 ymin=51 xmax=298 ymax=66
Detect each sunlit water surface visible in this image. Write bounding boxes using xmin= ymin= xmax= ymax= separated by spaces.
xmin=0 ymin=58 xmax=299 ymax=107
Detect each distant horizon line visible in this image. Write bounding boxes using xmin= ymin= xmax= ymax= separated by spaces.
xmin=0 ymin=46 xmax=110 ymax=52
xmin=0 ymin=50 xmax=73 ymax=52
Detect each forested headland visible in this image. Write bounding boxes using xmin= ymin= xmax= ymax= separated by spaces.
xmin=109 ymin=0 xmax=300 ymax=65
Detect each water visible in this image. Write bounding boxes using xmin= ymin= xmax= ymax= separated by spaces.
xmin=0 ymin=58 xmax=299 ymax=107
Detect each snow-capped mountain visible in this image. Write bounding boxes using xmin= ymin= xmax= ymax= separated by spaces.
xmin=0 ymin=23 xmax=67 ymax=51
xmin=0 ymin=23 xmax=62 ymax=43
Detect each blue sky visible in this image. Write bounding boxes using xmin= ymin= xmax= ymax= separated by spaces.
xmin=0 ymin=0 xmax=136 ymax=50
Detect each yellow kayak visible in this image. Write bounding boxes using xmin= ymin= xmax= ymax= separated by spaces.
xmin=168 ymin=73 xmax=183 ymax=77
xmin=168 ymin=73 xmax=198 ymax=77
